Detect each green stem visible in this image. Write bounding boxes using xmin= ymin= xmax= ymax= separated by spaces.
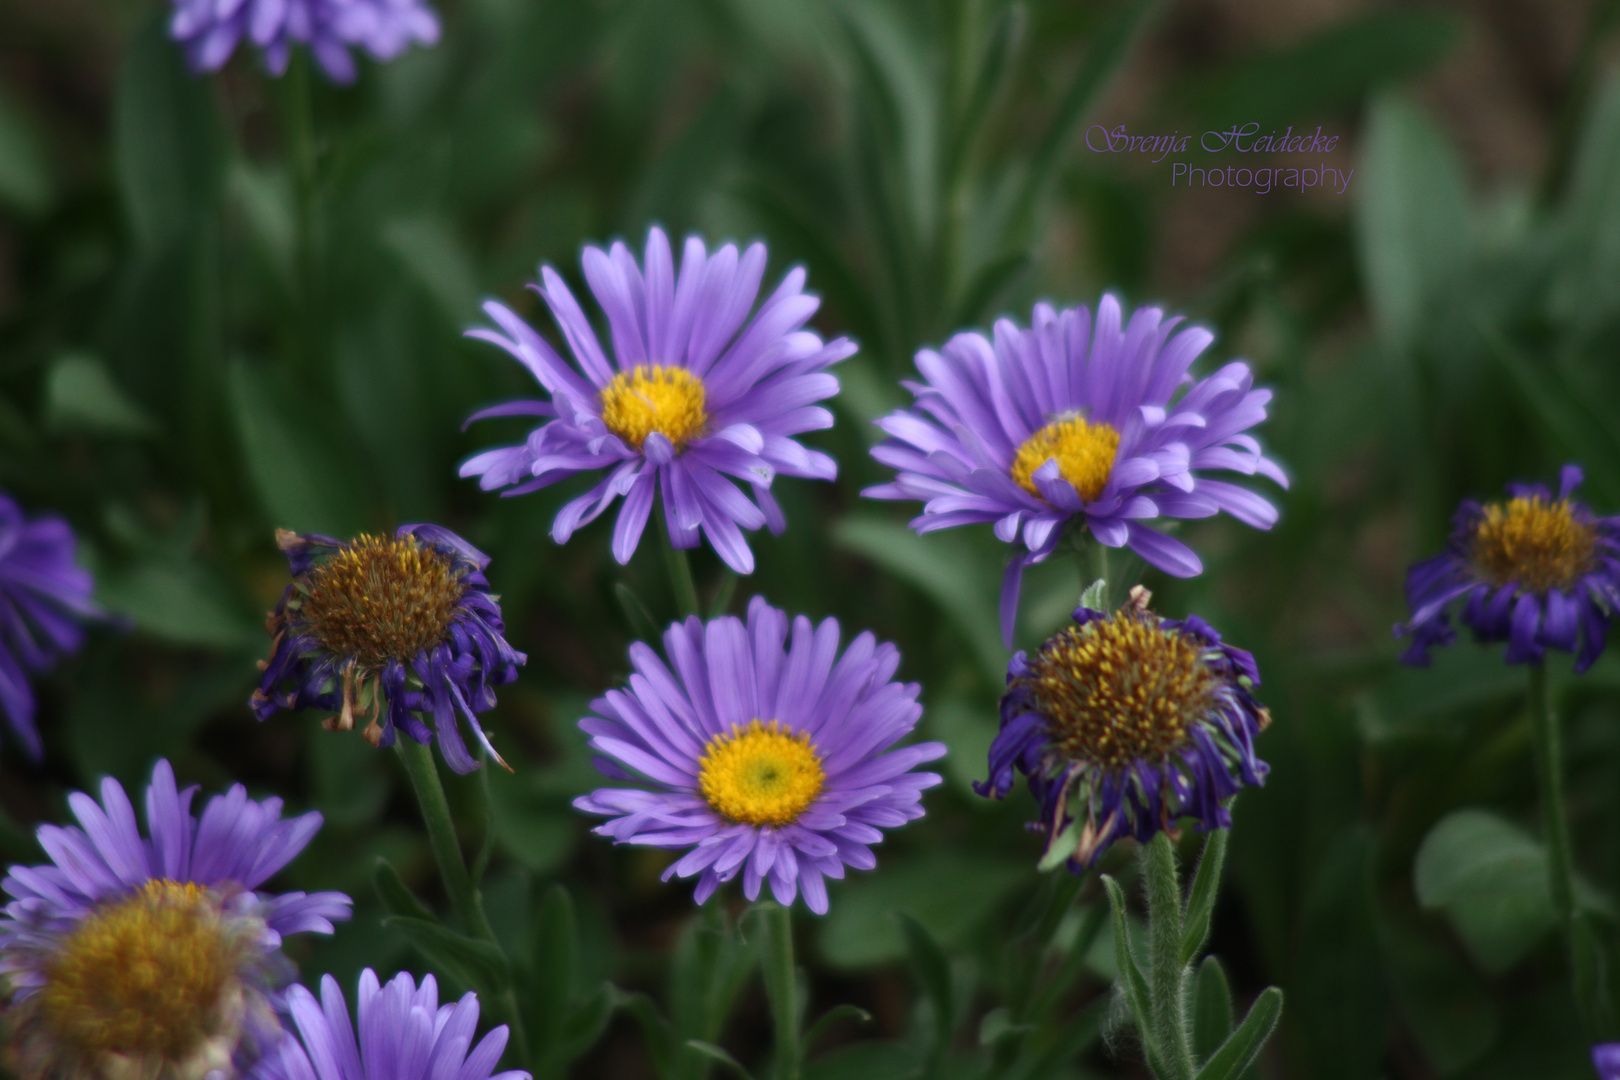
xmin=661 ymin=521 xmax=702 ymax=618
xmin=1527 ymin=663 xmax=1598 ymax=1032
xmin=758 ymin=901 xmax=801 ymax=1080
xmin=1143 ymin=833 xmax=1194 ymax=1080
xmin=280 ymin=51 xmax=323 ymax=387
xmin=394 ymin=738 xmax=531 ymax=1063
xmin=1082 ymin=537 xmax=1109 ymax=608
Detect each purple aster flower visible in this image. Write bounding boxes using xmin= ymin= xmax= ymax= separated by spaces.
xmin=977 ymin=588 xmax=1270 ymax=871
xmin=250 ymin=969 xmax=529 ymax=1080
xmin=0 ymin=759 xmax=351 ymax=1080
xmin=169 ymin=0 xmax=440 ymax=83
xmin=0 ymin=492 xmax=104 ymax=764
xmin=252 ymin=525 xmax=526 ymax=775
xmin=460 ymin=227 xmax=851 ymax=576
xmin=1594 ymin=1044 xmax=1620 ymax=1079
xmin=572 ymin=596 xmax=946 ymax=914
xmin=863 ymin=294 xmax=1287 ymax=643
xmin=1395 ymin=464 xmax=1620 ymax=672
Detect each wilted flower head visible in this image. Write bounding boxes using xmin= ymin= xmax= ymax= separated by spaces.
xmin=573 ymin=597 xmax=945 ymax=913
xmin=0 ymin=759 xmax=351 ymax=1080
xmin=978 ymin=589 xmax=1270 ymax=871
xmin=170 ymin=0 xmax=440 ymax=83
xmin=1395 ymin=464 xmax=1620 ymax=671
xmin=250 ymin=969 xmax=529 ymax=1080
xmin=0 ymin=492 xmax=104 ymax=763
xmin=252 ymin=524 xmax=525 ymax=774
xmin=461 ymin=226 xmax=850 ymax=575
xmin=864 ymin=295 xmax=1286 ymax=643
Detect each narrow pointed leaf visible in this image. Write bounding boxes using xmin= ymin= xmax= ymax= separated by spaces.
xmin=1102 ymin=874 xmax=1153 ymax=1036
xmin=382 ymin=916 xmax=511 ymax=993
xmin=1182 ymin=827 xmax=1230 ymax=966
xmin=1193 ymin=987 xmax=1283 ymax=1080
xmin=1192 ymin=956 xmax=1235 ymax=1065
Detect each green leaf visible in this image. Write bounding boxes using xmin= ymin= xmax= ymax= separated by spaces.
xmin=382 ymin=916 xmax=511 ymax=994
xmin=1192 ymin=957 xmax=1234 ymax=1066
xmin=801 ymin=1041 xmax=920 ymax=1080
xmin=374 ymin=857 xmax=434 ymax=921
xmin=1382 ymin=919 xmax=1498 ymax=1075
xmin=1192 ymin=987 xmax=1283 ymax=1080
xmin=1036 ymin=818 xmax=1081 ymax=872
xmin=831 ymin=517 xmax=1003 ymax=682
xmin=96 ymin=561 xmax=259 ymax=649
xmin=531 ymin=884 xmax=578 ymax=1045
xmin=228 ymin=359 xmax=364 ymax=539
xmin=1354 ymin=93 xmax=1470 ymax=349
xmin=113 ymin=14 xmax=224 ymax=249
xmin=684 ymin=1040 xmax=756 ymax=1080
xmin=1079 ymin=578 xmax=1108 ymax=613
xmin=805 ymin=1004 xmax=872 ymax=1052
xmin=818 ymin=851 xmax=1027 ymax=967
xmin=617 ymin=989 xmax=677 ymax=1079
xmin=557 ymin=983 xmax=616 ymax=1061
xmin=381 ymin=217 xmax=480 ymax=325
xmin=0 ymin=90 xmax=51 ymax=215
xmin=894 ymin=912 xmax=953 ymax=1055
xmin=1101 ymin=874 xmax=1152 ymax=1037
xmin=1413 ymin=809 xmax=1555 ymax=973
xmin=1182 ymin=827 xmax=1229 ymax=966
xmin=1183 ymin=10 xmax=1460 ymax=130
xmin=45 ymin=353 xmax=158 ymax=438
xmin=1010 ymin=0 xmax=1164 ymax=238
xmin=953 ymin=251 xmax=1030 ymax=329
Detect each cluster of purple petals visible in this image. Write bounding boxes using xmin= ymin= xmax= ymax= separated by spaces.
xmin=1396 ymin=465 xmax=1620 ymax=672
xmin=461 ymin=227 xmax=850 ymax=576
xmin=863 ymin=295 xmax=1286 ymax=643
xmin=0 ymin=760 xmax=350 ymax=1069
xmin=977 ymin=606 xmax=1268 ymax=871
xmin=170 ymin=0 xmax=440 ymax=83
xmin=573 ymin=596 xmax=946 ymax=914
xmin=1595 ymin=1044 xmax=1620 ymax=1080
xmin=252 ymin=524 xmax=526 ymax=774
xmin=0 ymin=493 xmax=103 ymax=763
xmin=251 ymin=969 xmax=529 ymax=1080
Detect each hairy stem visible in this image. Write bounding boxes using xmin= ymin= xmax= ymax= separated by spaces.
xmin=1143 ymin=833 xmax=1194 ymax=1080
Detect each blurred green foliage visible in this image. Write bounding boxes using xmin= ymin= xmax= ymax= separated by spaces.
xmin=4 ymin=0 xmax=1620 ymax=1077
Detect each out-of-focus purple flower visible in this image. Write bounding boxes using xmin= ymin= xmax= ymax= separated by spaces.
xmin=1593 ymin=1043 xmax=1620 ymax=1079
xmin=864 ymin=295 xmax=1286 ymax=644
xmin=0 ymin=492 xmax=103 ymax=764
xmin=1395 ymin=464 xmax=1620 ymax=672
xmin=250 ymin=969 xmax=529 ymax=1080
xmin=977 ymin=590 xmax=1270 ymax=871
xmin=0 ymin=759 xmax=351 ymax=1080
xmin=573 ymin=596 xmax=945 ymax=914
xmin=461 ymin=227 xmax=851 ymax=576
xmin=252 ymin=525 xmax=526 ymax=774
xmin=169 ymin=0 xmax=440 ymax=83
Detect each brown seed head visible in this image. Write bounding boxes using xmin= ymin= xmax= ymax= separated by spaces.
xmin=1018 ymin=610 xmax=1218 ymax=770
xmin=298 ymin=534 xmax=464 ymax=666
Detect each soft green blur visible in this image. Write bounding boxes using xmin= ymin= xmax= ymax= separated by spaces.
xmin=3 ymin=0 xmax=1620 ymax=1077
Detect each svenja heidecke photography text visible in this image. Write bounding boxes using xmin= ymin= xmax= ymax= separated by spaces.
xmin=0 ymin=2 xmax=1618 ymax=1079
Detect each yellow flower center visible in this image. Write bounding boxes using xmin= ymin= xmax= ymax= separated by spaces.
xmin=300 ymin=534 xmax=464 ymax=667
xmin=698 ymin=720 xmax=825 ymax=827
xmin=1470 ymin=496 xmax=1598 ymax=593
xmin=600 ymin=365 xmax=709 ymax=451
xmin=41 ymin=880 xmax=245 ymax=1062
xmin=1019 ymin=611 xmax=1218 ymax=770
xmin=1010 ymin=415 xmax=1121 ymax=502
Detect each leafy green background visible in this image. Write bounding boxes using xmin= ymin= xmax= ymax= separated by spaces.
xmin=3 ymin=0 xmax=1620 ymax=1077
